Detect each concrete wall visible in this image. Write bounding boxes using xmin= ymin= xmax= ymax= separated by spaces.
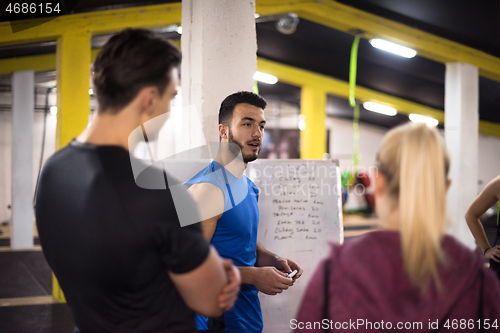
xmin=0 ymin=89 xmax=57 ymax=225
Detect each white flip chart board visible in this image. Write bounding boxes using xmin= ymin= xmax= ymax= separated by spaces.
xmin=245 ymin=159 xmax=343 ymax=333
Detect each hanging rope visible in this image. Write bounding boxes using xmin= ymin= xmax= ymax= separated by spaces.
xmin=349 ymin=35 xmax=361 ymax=171
xmin=253 ymin=81 xmax=259 ymax=95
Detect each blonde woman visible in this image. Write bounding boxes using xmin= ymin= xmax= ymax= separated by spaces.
xmin=466 ymin=176 xmax=500 ymax=279
xmin=295 ymin=123 xmax=500 ymax=332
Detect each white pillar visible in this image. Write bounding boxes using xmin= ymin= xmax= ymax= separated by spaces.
xmin=445 ymin=62 xmax=478 ymax=249
xmin=181 ymin=0 xmax=257 ymax=152
xmin=11 ymin=70 xmax=34 ymax=249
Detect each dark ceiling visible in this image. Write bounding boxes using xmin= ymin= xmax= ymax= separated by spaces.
xmin=1 ymin=0 xmax=499 ymax=130
xmin=256 ymin=0 xmax=500 ymax=129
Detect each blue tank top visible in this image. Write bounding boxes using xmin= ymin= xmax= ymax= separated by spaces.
xmin=186 ymin=161 xmax=263 ymax=332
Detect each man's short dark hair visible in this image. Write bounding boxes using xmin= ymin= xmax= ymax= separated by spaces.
xmin=92 ymin=28 xmax=181 ymax=113
xmin=218 ymin=91 xmax=267 ymax=126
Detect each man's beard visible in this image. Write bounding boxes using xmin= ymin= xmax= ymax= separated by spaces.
xmin=228 ymin=128 xmax=260 ymax=163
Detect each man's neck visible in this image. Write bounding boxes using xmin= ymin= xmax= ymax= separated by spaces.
xmin=76 ymin=108 xmax=139 ymax=150
xmin=214 ymin=150 xmax=246 ymax=178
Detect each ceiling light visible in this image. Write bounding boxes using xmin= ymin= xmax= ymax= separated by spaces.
xmin=176 ymin=26 xmax=183 ymax=35
xmin=89 ymin=88 xmax=93 ymax=95
xmin=156 ymin=25 xmax=179 ymax=34
xmin=298 ymin=114 xmax=306 ymax=131
xmin=369 ymin=38 xmax=417 ymax=58
xmin=298 ymin=120 xmax=306 ymax=131
xmin=409 ymin=113 xmax=439 ymax=127
xmin=49 ymin=106 xmax=57 ymax=115
xmin=363 ymin=102 xmax=397 ymax=116
xmin=255 ymin=13 xmax=260 ymax=19
xmin=253 ymin=71 xmax=278 ymax=84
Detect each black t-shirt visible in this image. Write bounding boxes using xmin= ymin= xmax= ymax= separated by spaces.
xmin=35 ymin=141 xmax=209 ymax=333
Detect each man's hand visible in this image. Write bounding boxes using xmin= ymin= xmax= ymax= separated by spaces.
xmin=275 ymin=257 xmax=303 ymax=280
xmin=252 ymin=267 xmax=294 ymax=295
xmin=218 ymin=260 xmax=241 ymax=311
xmin=485 ymin=245 xmax=500 ymax=263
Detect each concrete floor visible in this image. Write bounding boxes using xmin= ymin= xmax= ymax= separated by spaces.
xmin=0 ymin=217 xmax=380 ymax=332
xmin=1 ymin=216 xmax=490 ymax=332
xmin=0 ymin=223 xmax=75 ymax=332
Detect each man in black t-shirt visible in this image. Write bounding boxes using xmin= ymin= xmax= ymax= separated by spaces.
xmin=35 ymin=29 xmax=240 ymax=333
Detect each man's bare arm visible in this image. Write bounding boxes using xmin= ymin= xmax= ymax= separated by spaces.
xmin=238 ymin=266 xmax=292 ymax=295
xmin=183 ymin=183 xmax=241 ymax=313
xmin=188 ymin=182 xmax=224 ymax=241
xmin=255 ymin=240 xmax=279 ymax=267
xmin=465 ymin=175 xmax=500 ymax=261
xmin=255 ymin=241 xmax=303 ymax=279
xmin=237 ymin=241 xmax=304 ymax=295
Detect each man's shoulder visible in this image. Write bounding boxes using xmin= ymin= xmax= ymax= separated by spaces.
xmin=186 ymin=164 xmax=224 ymax=187
xmin=44 ymin=143 xmax=76 ymax=164
xmin=186 ymin=165 xmax=226 ymax=206
xmin=39 ymin=144 xmax=84 ymax=180
xmin=244 ymin=176 xmax=259 ymax=195
xmin=188 ymin=181 xmax=221 ymax=193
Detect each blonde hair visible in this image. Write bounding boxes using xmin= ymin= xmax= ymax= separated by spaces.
xmin=377 ymin=122 xmax=450 ymax=291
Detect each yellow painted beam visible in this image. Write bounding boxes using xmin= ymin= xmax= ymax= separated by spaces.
xmin=56 ymin=30 xmax=91 ymax=150
xmin=170 ymin=39 xmax=181 ymax=50
xmin=300 ymin=86 xmax=327 ymax=159
xmin=258 ymin=57 xmax=444 ymax=121
xmin=256 ymin=0 xmax=500 ymax=83
xmin=255 ymin=0 xmax=306 ymax=16
xmin=0 ymin=49 xmax=100 ymax=76
xmin=479 ymin=121 xmax=500 ymax=138
xmin=0 ymin=43 xmax=179 ymax=75
xmin=0 ymin=53 xmax=56 ymax=75
xmin=0 ymin=3 xmax=181 ymax=46
xmin=91 ymin=48 xmax=100 ymax=63
xmin=52 ymin=273 xmax=66 ymax=303
xmin=51 ymin=29 xmax=92 ymax=302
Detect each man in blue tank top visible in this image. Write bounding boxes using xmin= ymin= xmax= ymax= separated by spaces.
xmin=186 ymin=92 xmax=303 ymax=332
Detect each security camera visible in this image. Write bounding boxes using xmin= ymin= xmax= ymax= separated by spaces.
xmin=275 ymin=13 xmax=299 ymax=35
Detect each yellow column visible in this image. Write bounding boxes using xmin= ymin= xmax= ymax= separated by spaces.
xmin=53 ymin=29 xmax=91 ymax=303
xmin=56 ymin=30 xmax=91 ymax=149
xmin=300 ymin=86 xmax=327 ymax=159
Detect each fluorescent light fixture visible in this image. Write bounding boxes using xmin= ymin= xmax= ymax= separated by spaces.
xmin=409 ymin=113 xmax=439 ymax=127
xmin=363 ymin=102 xmax=397 ymax=116
xmin=369 ymin=38 xmax=417 ymax=58
xmin=176 ymin=26 xmax=183 ymax=35
xmin=89 ymin=88 xmax=93 ymax=95
xmin=298 ymin=114 xmax=306 ymax=130
xmin=49 ymin=106 xmax=57 ymax=115
xmin=156 ymin=25 xmax=179 ymax=34
xmin=253 ymin=71 xmax=278 ymax=84
xmin=298 ymin=120 xmax=306 ymax=131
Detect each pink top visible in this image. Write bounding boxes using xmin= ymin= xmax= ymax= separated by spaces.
xmin=295 ymin=231 xmax=500 ymax=332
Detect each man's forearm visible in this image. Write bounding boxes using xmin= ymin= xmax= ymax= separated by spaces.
xmin=238 ymin=266 xmax=257 ymax=285
xmin=255 ymin=242 xmax=278 ymax=267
